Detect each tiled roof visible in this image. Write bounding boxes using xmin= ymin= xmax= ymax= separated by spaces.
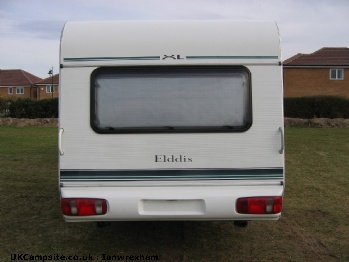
xmin=0 ymin=69 xmax=42 ymax=86
xmin=283 ymin=47 xmax=349 ymax=66
xmin=36 ymin=74 xmax=59 ymax=85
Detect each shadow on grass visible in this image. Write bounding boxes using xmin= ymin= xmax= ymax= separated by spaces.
xmin=57 ymin=220 xmax=248 ymax=261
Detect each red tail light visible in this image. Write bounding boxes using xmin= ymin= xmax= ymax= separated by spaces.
xmin=61 ymin=198 xmax=108 ymax=216
xmin=236 ymin=196 xmax=282 ymax=214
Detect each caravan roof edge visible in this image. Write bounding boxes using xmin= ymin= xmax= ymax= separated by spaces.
xmin=60 ymin=20 xmax=281 ymax=65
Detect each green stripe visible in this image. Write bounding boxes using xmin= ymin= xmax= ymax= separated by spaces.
xmin=64 ymin=55 xmax=278 ymax=62
xmin=64 ymin=56 xmax=161 ymax=62
xmin=186 ymin=56 xmax=279 ymax=60
xmin=60 ymin=168 xmax=283 ymax=181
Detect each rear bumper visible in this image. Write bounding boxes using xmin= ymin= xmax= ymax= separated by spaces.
xmin=60 ymin=184 xmax=283 ymax=222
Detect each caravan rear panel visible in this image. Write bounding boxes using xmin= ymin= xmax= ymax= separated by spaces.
xmin=59 ymin=20 xmax=285 ymax=222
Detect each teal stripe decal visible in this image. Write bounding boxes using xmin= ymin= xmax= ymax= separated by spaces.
xmin=64 ymin=56 xmax=161 ymax=62
xmin=186 ymin=56 xmax=279 ymax=60
xmin=64 ymin=55 xmax=278 ymax=62
xmin=60 ymin=168 xmax=283 ymax=181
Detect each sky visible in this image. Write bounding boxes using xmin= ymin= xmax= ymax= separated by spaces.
xmin=1 ymin=0 xmax=348 ymax=79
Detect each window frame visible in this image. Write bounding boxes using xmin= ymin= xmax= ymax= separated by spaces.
xmin=46 ymin=85 xmax=54 ymax=93
xmin=16 ymin=87 xmax=24 ymax=94
xmin=90 ymin=66 xmax=252 ymax=134
xmin=330 ymin=69 xmax=344 ymax=80
xmin=8 ymin=87 xmax=13 ymax=94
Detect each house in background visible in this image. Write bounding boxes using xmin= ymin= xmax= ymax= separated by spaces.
xmin=0 ymin=69 xmax=42 ymax=99
xmin=283 ymin=47 xmax=349 ymax=98
xmin=34 ymin=74 xmax=59 ymax=100
xmin=0 ymin=69 xmax=59 ymax=100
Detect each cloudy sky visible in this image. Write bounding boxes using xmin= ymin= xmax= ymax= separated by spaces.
xmin=1 ymin=0 xmax=348 ymax=78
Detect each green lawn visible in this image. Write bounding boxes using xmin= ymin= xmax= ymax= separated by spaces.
xmin=0 ymin=127 xmax=348 ymax=261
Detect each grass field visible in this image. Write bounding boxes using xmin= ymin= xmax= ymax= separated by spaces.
xmin=0 ymin=127 xmax=348 ymax=261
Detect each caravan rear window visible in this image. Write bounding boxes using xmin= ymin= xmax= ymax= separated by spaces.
xmin=91 ymin=66 xmax=251 ymax=133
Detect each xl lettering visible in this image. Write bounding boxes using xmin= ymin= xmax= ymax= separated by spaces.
xmin=162 ymin=54 xmax=184 ymax=60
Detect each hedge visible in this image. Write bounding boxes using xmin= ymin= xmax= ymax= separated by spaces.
xmin=284 ymin=96 xmax=349 ymax=119
xmin=0 ymin=98 xmax=58 ymax=118
xmin=1 ymin=96 xmax=349 ymax=119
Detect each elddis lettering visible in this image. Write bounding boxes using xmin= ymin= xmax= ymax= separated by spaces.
xmin=155 ymin=155 xmax=192 ymax=163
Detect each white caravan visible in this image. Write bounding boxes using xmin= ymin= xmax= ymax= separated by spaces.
xmin=59 ymin=21 xmax=285 ymax=225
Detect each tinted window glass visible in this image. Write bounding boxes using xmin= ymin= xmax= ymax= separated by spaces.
xmin=91 ymin=67 xmax=251 ymax=133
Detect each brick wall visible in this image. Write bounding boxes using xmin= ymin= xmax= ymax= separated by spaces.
xmin=283 ymin=67 xmax=349 ymax=98
xmin=0 ymin=86 xmax=35 ymax=99
xmin=1 ymin=85 xmax=59 ymax=100
xmin=37 ymin=84 xmax=59 ymax=100
xmin=0 ymin=87 xmax=9 ymax=97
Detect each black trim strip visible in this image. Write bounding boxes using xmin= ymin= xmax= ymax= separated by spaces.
xmin=60 ymin=168 xmax=283 ymax=181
